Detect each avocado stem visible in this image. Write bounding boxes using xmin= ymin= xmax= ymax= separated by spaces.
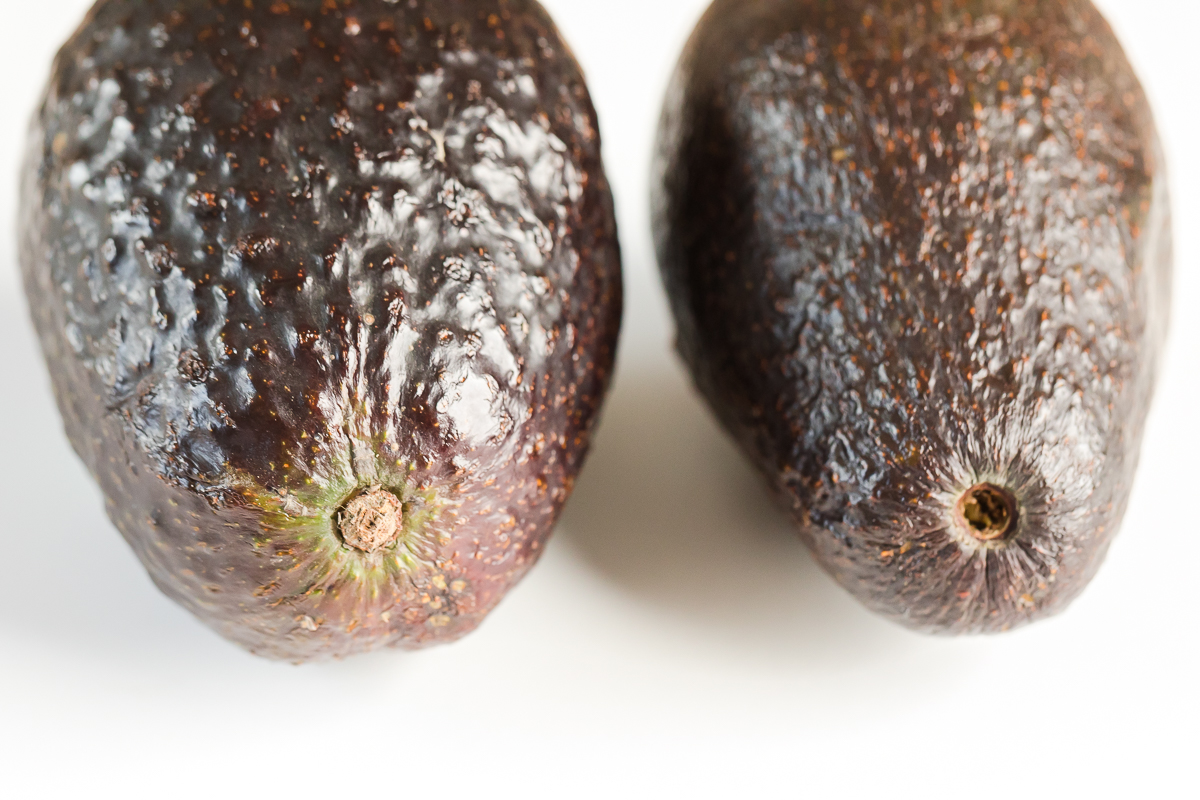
xmin=339 ymin=486 xmax=403 ymax=553
xmin=956 ymin=484 xmax=1017 ymax=542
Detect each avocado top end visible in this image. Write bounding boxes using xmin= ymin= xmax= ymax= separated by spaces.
xmin=654 ymin=0 xmax=1170 ymax=633
xmin=955 ymin=484 xmax=1017 ymax=544
xmin=22 ymin=0 xmax=621 ymax=660
xmin=339 ymin=486 xmax=404 ymax=554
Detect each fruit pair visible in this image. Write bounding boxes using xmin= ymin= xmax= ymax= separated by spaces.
xmin=21 ymin=0 xmax=1169 ymax=660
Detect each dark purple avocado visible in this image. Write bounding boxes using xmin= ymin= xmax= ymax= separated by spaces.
xmin=20 ymin=0 xmax=621 ymax=660
xmin=654 ymin=0 xmax=1170 ymax=633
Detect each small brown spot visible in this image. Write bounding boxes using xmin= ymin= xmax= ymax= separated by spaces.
xmin=178 ymin=350 xmax=209 ymax=383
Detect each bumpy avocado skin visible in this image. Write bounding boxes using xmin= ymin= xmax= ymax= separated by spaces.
xmin=21 ymin=0 xmax=621 ymax=660
xmin=654 ymin=0 xmax=1170 ymax=633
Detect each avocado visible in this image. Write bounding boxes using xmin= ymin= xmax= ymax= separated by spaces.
xmin=653 ymin=0 xmax=1170 ymax=633
xmin=21 ymin=0 xmax=621 ymax=660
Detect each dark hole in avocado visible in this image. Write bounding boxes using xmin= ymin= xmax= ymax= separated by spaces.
xmin=957 ymin=484 xmax=1017 ymax=542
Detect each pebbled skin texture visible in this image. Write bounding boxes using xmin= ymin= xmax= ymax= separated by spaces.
xmin=21 ymin=0 xmax=621 ymax=660
xmin=654 ymin=0 xmax=1170 ymax=633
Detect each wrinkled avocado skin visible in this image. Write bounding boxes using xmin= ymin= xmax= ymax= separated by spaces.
xmin=21 ymin=0 xmax=621 ymax=660
xmin=654 ymin=0 xmax=1169 ymax=633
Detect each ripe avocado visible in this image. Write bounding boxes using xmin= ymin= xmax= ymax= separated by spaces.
xmin=653 ymin=0 xmax=1170 ymax=633
xmin=21 ymin=0 xmax=622 ymax=660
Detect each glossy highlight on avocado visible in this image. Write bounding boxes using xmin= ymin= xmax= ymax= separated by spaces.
xmin=654 ymin=0 xmax=1170 ymax=633
xmin=21 ymin=0 xmax=621 ymax=660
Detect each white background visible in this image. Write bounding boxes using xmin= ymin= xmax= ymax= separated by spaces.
xmin=0 ymin=0 xmax=1195 ymax=796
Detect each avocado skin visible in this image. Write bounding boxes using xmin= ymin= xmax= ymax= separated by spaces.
xmin=21 ymin=0 xmax=621 ymax=660
xmin=654 ymin=0 xmax=1170 ymax=633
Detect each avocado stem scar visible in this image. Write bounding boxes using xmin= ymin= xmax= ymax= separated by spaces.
xmin=339 ymin=486 xmax=403 ymax=553
xmin=956 ymin=483 xmax=1017 ymax=542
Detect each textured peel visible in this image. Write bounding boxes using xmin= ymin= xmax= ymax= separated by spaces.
xmin=654 ymin=0 xmax=1170 ymax=633
xmin=21 ymin=0 xmax=621 ymax=660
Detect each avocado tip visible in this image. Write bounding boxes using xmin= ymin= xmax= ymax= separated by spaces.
xmin=956 ymin=484 xmax=1017 ymax=543
xmin=339 ymin=486 xmax=403 ymax=554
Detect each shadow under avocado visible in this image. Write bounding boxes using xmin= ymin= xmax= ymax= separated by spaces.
xmin=558 ymin=358 xmax=905 ymax=661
